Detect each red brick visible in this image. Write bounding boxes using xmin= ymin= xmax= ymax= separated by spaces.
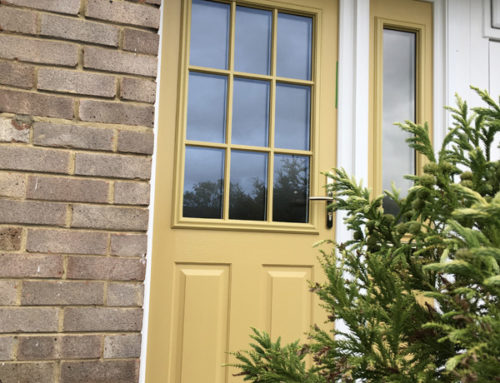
xmin=74 ymin=152 xmax=152 ymax=180
xmin=0 ymin=280 xmax=18 ymax=305
xmin=26 ymin=229 xmax=108 ymax=255
xmin=63 ymin=307 xmax=143 ymax=331
xmin=84 ymin=46 xmax=157 ymax=77
xmin=40 ymin=13 xmax=119 ymax=47
xmin=0 ymin=254 xmax=63 ymax=278
xmin=0 ymin=200 xmax=66 ymax=226
xmin=38 ymin=68 xmax=116 ymax=98
xmin=17 ymin=336 xmax=57 ymax=360
xmin=0 ymin=116 xmax=30 ymax=143
xmin=114 ymin=181 xmax=150 ymax=205
xmin=61 ymin=335 xmax=102 ymax=359
xmin=110 ymin=233 xmax=147 ymax=257
xmin=0 ymin=336 xmax=15 ymax=360
xmin=0 ymin=171 xmax=26 ymax=198
xmin=0 ymin=60 xmax=35 ymax=89
xmin=33 ymin=122 xmax=114 ymax=151
xmin=3 ymin=0 xmax=80 ymax=14
xmin=0 ymin=89 xmax=74 ymax=119
xmin=0 ymin=6 xmax=37 ymax=34
xmin=0 ymin=227 xmax=22 ymax=251
xmin=0 ymin=307 xmax=59 ymax=332
xmin=27 ymin=175 xmax=110 ymax=203
xmin=67 ymin=256 xmax=145 ymax=281
xmin=104 ymin=334 xmax=141 ymax=358
xmin=0 ymin=146 xmax=70 ymax=174
xmin=0 ymin=362 xmax=55 ymax=383
xmin=86 ymin=0 xmax=160 ymax=28
xmin=22 ymin=281 xmax=104 ymax=305
xmin=120 ymin=76 xmax=156 ymax=104
xmin=123 ymin=28 xmax=160 ymax=55
xmin=72 ymin=204 xmax=148 ymax=231
xmin=107 ymin=282 xmax=144 ymax=307
xmin=117 ymin=130 xmax=154 ymax=154
xmin=0 ymin=35 xmax=78 ymax=66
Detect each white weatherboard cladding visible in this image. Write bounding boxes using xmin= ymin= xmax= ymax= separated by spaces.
xmin=490 ymin=40 xmax=500 ymax=161
xmin=493 ymin=0 xmax=500 ymax=28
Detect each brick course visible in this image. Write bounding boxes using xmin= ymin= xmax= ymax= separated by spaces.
xmin=0 ymin=0 xmax=160 ymax=380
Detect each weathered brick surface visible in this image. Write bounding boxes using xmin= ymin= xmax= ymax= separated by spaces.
xmin=22 ymin=281 xmax=105 ymax=306
xmin=0 ymin=362 xmax=55 ymax=383
xmin=27 ymin=175 xmax=110 ymax=203
xmin=0 ymin=172 xmax=26 ymax=198
xmin=61 ymin=335 xmax=102 ymax=359
xmin=0 ymin=200 xmax=66 ymax=226
xmin=0 ymin=146 xmax=70 ymax=173
xmin=107 ymin=282 xmax=144 ymax=307
xmin=120 ymin=77 xmax=157 ymax=104
xmin=0 ymin=308 xmax=59 ymax=332
xmin=40 ymin=13 xmax=120 ymax=47
xmin=0 ymin=60 xmax=35 ymax=89
xmin=63 ymin=307 xmax=143 ymax=332
xmin=72 ymin=204 xmax=148 ymax=231
xmin=17 ymin=336 xmax=57 ymax=360
xmin=0 ymin=6 xmax=37 ymax=35
xmin=110 ymin=233 xmax=147 ymax=257
xmin=33 ymin=122 xmax=114 ymax=151
xmin=0 ymin=336 xmax=15 ymax=360
xmin=38 ymin=68 xmax=116 ymax=98
xmin=84 ymin=46 xmax=157 ymax=77
xmin=0 ymin=280 xmax=18 ymax=305
xmin=104 ymin=334 xmax=141 ymax=358
xmin=80 ymin=99 xmax=155 ymax=127
xmin=0 ymin=227 xmax=22 ymax=251
xmin=26 ymin=229 xmax=108 ymax=255
xmin=0 ymin=117 xmax=30 ymax=143
xmin=118 ymin=130 xmax=154 ymax=154
xmin=67 ymin=256 xmax=146 ymax=281
xmin=0 ymin=35 xmax=79 ymax=66
xmin=114 ymin=181 xmax=150 ymax=205
xmin=0 ymin=254 xmax=63 ymax=278
xmin=86 ymin=0 xmax=160 ymax=28
xmin=123 ymin=28 xmax=160 ymax=55
xmin=3 ymin=0 xmax=81 ymax=15
xmin=61 ymin=360 xmax=139 ymax=383
xmin=75 ymin=152 xmax=152 ymax=179
xmin=0 ymin=89 xmax=74 ymax=119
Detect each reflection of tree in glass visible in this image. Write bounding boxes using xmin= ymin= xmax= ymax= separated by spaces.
xmin=229 ymin=179 xmax=266 ymax=220
xmin=183 ymin=179 xmax=223 ymax=218
xmin=273 ymin=156 xmax=309 ymax=222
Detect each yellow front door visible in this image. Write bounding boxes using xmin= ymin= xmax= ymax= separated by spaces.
xmin=146 ymin=0 xmax=338 ymax=381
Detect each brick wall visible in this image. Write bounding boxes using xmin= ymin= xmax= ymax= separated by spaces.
xmin=0 ymin=0 xmax=161 ymax=381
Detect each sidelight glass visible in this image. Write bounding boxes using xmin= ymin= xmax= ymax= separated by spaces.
xmin=235 ymin=6 xmax=272 ymax=75
xmin=190 ymin=0 xmax=230 ymax=69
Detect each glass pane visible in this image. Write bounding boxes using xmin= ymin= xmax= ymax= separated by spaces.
xmin=382 ymin=29 xmax=416 ymax=215
xmin=277 ymin=13 xmax=312 ymax=80
xmin=275 ymin=83 xmax=310 ymax=150
xmin=232 ymin=78 xmax=270 ymax=147
xmin=190 ymin=0 xmax=229 ymax=69
xmin=234 ymin=6 xmax=272 ymax=75
xmin=229 ymin=151 xmax=267 ymax=220
xmin=183 ymin=146 xmax=225 ymax=219
xmin=273 ymin=154 xmax=309 ymax=223
xmin=187 ymin=72 xmax=227 ymax=143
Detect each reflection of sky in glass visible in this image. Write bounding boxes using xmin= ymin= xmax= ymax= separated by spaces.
xmin=230 ymin=151 xmax=267 ymax=220
xmin=382 ymin=29 xmax=415 ymax=195
xmin=277 ymin=13 xmax=312 ymax=80
xmin=187 ymin=72 xmax=227 ymax=143
xmin=183 ymin=146 xmax=224 ymax=218
xmin=235 ymin=7 xmax=272 ymax=75
xmin=273 ymin=154 xmax=309 ymax=223
xmin=232 ymin=78 xmax=269 ymax=147
xmin=190 ymin=0 xmax=229 ymax=69
xmin=275 ymin=83 xmax=310 ymax=150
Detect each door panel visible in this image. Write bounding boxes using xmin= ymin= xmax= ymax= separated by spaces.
xmin=147 ymin=0 xmax=338 ymax=381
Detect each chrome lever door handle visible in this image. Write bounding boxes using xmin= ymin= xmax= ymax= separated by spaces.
xmin=309 ymin=195 xmax=334 ymax=228
xmin=309 ymin=196 xmax=334 ymax=201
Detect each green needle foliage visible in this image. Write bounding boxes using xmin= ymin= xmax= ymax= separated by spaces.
xmin=230 ymin=87 xmax=500 ymax=382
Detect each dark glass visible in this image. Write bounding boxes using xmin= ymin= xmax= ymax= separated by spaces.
xmin=382 ymin=29 xmax=416 ymax=214
xmin=275 ymin=83 xmax=310 ymax=150
xmin=232 ymin=78 xmax=270 ymax=147
xmin=229 ymin=151 xmax=267 ymax=220
xmin=186 ymin=72 xmax=227 ymax=143
xmin=235 ymin=7 xmax=272 ymax=75
xmin=190 ymin=0 xmax=229 ymax=69
xmin=273 ymin=154 xmax=309 ymax=222
xmin=277 ymin=13 xmax=312 ymax=80
xmin=183 ymin=146 xmax=225 ymax=218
